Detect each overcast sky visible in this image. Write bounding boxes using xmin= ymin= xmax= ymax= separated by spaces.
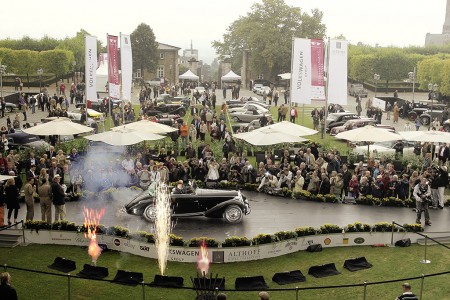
xmin=1 ymin=0 xmax=446 ymax=64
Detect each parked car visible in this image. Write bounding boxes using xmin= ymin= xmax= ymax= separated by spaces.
xmin=156 ymin=95 xmax=190 ymax=108
xmin=252 ymin=83 xmax=263 ymax=94
xmin=67 ymin=108 xmax=104 ymax=127
xmin=229 ymin=102 xmax=269 ymax=114
xmin=326 ymin=112 xmax=360 ymax=132
xmin=418 ymin=106 xmax=447 ymax=125
xmin=153 ymin=114 xmax=183 ymax=126
xmin=4 ymin=102 xmax=17 ymax=113
xmin=124 ymin=182 xmax=251 ymax=224
xmin=231 ymin=119 xmax=262 ymax=133
xmin=76 ymin=98 xmax=121 ymax=111
xmin=6 ymin=132 xmax=50 ymax=151
xmin=330 ymin=118 xmax=377 ymax=136
xmin=400 ymin=101 xmax=446 ymax=122
xmin=146 ymin=102 xmax=187 ymax=117
xmin=256 ymin=86 xmax=271 ymax=96
xmin=349 ymin=83 xmax=368 ymax=98
xmin=230 ymin=109 xmax=269 ymax=123
xmin=226 ymin=97 xmax=270 ymax=109
xmin=353 ymin=140 xmax=415 ymax=157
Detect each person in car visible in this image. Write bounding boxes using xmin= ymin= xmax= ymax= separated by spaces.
xmin=173 ymin=180 xmax=186 ymax=194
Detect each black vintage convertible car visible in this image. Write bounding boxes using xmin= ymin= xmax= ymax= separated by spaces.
xmin=124 ymin=182 xmax=251 ymax=224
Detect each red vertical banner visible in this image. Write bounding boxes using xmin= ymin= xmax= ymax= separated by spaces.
xmin=107 ymin=35 xmax=120 ymax=99
xmin=310 ymin=39 xmax=325 ymax=100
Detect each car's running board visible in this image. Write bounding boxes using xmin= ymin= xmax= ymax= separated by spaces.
xmin=172 ymin=213 xmax=204 ymax=217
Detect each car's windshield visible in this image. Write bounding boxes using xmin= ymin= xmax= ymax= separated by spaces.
xmin=147 ymin=182 xmax=156 ymax=197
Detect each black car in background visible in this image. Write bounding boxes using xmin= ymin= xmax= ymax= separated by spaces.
xmin=6 ymin=132 xmax=50 ymax=151
xmin=125 ymin=182 xmax=251 ymax=224
xmin=325 ymin=112 xmax=360 ymax=132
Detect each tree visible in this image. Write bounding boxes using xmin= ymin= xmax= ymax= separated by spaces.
xmin=130 ymin=23 xmax=158 ymax=79
xmin=417 ymin=54 xmax=450 ymax=95
xmin=57 ymin=29 xmax=101 ymax=70
xmin=179 ymin=65 xmax=188 ymax=75
xmin=212 ymin=0 xmax=326 ymax=80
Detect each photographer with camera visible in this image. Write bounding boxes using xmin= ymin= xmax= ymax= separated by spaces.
xmin=413 ymin=177 xmax=432 ymax=226
xmin=257 ymin=172 xmax=278 ymax=193
xmin=277 ymin=168 xmax=293 ymax=189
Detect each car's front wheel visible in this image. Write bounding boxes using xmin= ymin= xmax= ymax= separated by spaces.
xmin=143 ymin=204 xmax=157 ymax=222
xmin=223 ymin=205 xmax=243 ymax=224
xmin=420 ymin=115 xmax=430 ymax=126
xmin=232 ymin=116 xmax=240 ymax=122
xmin=408 ymin=111 xmax=417 ymax=121
xmin=178 ymin=109 xmax=186 ymax=117
xmin=444 ymin=125 xmax=450 ymax=132
xmin=5 ymin=107 xmax=12 ymax=113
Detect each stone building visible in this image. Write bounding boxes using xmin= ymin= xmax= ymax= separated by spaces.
xmin=425 ymin=0 xmax=450 ymax=46
xmin=143 ymin=42 xmax=180 ymax=85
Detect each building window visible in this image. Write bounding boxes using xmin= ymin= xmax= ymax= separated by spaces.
xmin=257 ymin=74 xmax=264 ymax=79
xmin=135 ymin=69 xmax=142 ymax=78
xmin=157 ymin=66 xmax=164 ymax=78
xmin=160 ymin=53 xmax=164 ymax=59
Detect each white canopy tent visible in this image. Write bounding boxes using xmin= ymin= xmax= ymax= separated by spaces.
xmin=179 ymin=70 xmax=199 ymax=81
xmin=221 ymin=70 xmax=241 ymax=89
xmin=221 ymin=70 xmax=241 ymax=81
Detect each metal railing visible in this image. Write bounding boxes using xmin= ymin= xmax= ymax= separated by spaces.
xmin=2 ymin=263 xmax=450 ymax=300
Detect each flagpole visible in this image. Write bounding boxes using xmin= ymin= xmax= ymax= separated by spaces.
xmin=120 ymin=32 xmax=125 ymax=125
xmin=323 ymin=37 xmax=330 ymax=141
xmin=289 ymin=36 xmax=294 ymax=110
xmin=107 ymin=33 xmax=112 ymax=129
xmin=84 ymin=35 xmax=89 ymax=129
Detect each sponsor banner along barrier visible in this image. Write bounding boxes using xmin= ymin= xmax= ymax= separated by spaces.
xmin=5 ymin=229 xmax=448 ymax=263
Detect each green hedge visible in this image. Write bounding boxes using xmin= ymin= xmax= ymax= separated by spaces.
xmin=24 ymin=220 xmax=424 ymax=248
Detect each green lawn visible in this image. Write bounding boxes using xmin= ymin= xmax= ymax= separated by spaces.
xmin=2 ymin=244 xmax=450 ymax=299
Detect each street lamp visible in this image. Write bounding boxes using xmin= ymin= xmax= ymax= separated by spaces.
xmin=72 ymin=61 xmax=76 ymax=85
xmin=0 ymin=63 xmax=7 ymax=100
xmin=408 ymin=67 xmax=416 ymax=103
xmin=427 ymin=83 xmax=439 ymax=130
xmin=37 ymin=68 xmax=43 ymax=93
xmin=374 ymin=73 xmax=380 ymax=97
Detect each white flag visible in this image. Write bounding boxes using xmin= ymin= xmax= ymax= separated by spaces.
xmin=327 ymin=39 xmax=348 ymax=105
xmin=85 ymin=35 xmax=97 ymax=102
xmin=290 ymin=38 xmax=312 ymax=104
xmin=120 ymin=34 xmax=133 ymax=101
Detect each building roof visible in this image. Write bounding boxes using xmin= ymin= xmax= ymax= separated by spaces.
xmin=158 ymin=42 xmax=181 ymax=51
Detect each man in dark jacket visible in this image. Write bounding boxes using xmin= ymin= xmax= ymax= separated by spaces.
xmin=51 ymin=175 xmax=66 ymax=221
xmin=372 ymin=175 xmax=384 ymax=199
xmin=319 ymin=173 xmax=330 ymax=195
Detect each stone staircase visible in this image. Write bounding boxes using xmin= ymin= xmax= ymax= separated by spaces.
xmin=0 ymin=230 xmax=23 ymax=248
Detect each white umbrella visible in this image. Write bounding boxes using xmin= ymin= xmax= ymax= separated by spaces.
xmin=84 ymin=128 xmax=165 ymax=146
xmin=334 ymin=125 xmax=402 ymax=143
xmin=335 ymin=125 xmax=403 ymax=158
xmin=23 ymin=118 xmax=94 ymax=135
xmin=270 ymin=121 xmax=318 ymax=136
xmin=399 ymin=130 xmax=450 ymax=144
xmin=234 ymin=126 xmax=307 ymax=146
xmin=114 ymin=120 xmax=177 ymax=134
xmin=0 ymin=175 xmax=16 ymax=181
